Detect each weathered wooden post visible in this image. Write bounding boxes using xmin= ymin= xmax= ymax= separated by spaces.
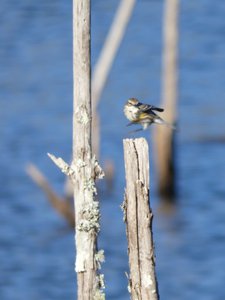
xmin=123 ymin=138 xmax=159 ymax=300
xmin=73 ymin=1 xmax=103 ymax=299
xmin=48 ymin=0 xmax=105 ymax=299
xmin=154 ymin=0 xmax=179 ymax=200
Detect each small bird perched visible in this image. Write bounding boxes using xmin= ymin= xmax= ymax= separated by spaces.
xmin=124 ymin=97 xmax=175 ymax=131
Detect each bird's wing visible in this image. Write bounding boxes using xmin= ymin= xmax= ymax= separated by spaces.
xmin=138 ymin=103 xmax=164 ymax=112
xmin=138 ymin=112 xmax=155 ymax=120
xmin=151 ymin=105 xmax=164 ymax=112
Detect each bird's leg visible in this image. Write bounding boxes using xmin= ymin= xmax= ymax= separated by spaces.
xmin=128 ymin=128 xmax=143 ymax=134
xmin=126 ymin=122 xmax=135 ymax=127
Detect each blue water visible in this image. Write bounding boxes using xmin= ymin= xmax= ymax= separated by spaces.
xmin=1 ymin=0 xmax=225 ymax=299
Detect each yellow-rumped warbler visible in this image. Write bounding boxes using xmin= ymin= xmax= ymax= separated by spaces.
xmin=124 ymin=98 xmax=175 ymax=132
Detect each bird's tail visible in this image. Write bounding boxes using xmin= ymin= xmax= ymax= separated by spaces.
xmin=155 ymin=118 xmax=176 ymax=130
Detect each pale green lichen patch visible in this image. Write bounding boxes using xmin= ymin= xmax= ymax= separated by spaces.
xmin=84 ymin=178 xmax=97 ymax=195
xmin=93 ymin=274 xmax=105 ymax=300
xmin=92 ymin=155 xmax=105 ymax=179
xmin=97 ymin=274 xmax=105 ymax=289
xmin=95 ymin=249 xmax=105 ymax=270
xmin=93 ymin=289 xmax=105 ymax=300
xmin=93 ymin=252 xmax=105 ymax=299
xmin=77 ymin=201 xmax=100 ymax=232
xmin=75 ymin=105 xmax=90 ymax=125
xmin=76 ymin=159 xmax=86 ymax=169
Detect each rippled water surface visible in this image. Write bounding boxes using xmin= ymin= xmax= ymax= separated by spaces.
xmin=1 ymin=1 xmax=225 ymax=299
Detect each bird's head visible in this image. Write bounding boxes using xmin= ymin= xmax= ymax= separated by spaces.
xmin=127 ymin=98 xmax=139 ymax=106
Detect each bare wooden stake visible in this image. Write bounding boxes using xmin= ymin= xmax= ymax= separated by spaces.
xmin=154 ymin=0 xmax=179 ymax=200
xmin=123 ymin=138 xmax=159 ymax=300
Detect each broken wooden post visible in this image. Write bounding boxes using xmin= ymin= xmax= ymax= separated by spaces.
xmin=154 ymin=0 xmax=179 ymax=201
xmin=123 ymin=138 xmax=159 ymax=300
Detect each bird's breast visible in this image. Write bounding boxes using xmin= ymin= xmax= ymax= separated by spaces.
xmin=124 ymin=105 xmax=139 ymax=121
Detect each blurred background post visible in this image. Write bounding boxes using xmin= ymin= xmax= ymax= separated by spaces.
xmin=154 ymin=0 xmax=179 ymax=202
xmin=92 ymin=0 xmax=136 ymax=158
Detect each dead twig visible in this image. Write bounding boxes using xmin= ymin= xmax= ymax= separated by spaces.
xmin=26 ymin=163 xmax=75 ymax=227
